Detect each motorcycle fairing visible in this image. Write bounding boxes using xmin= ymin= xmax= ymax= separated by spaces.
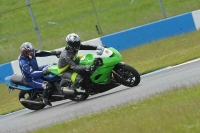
xmin=80 ymin=47 xmax=122 ymax=84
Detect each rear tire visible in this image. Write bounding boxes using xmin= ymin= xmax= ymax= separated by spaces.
xmin=19 ymin=90 xmax=45 ymax=110
xmin=113 ymin=64 xmax=140 ymax=87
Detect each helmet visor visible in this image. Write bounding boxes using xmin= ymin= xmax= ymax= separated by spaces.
xmin=27 ymin=50 xmax=34 ymax=55
xmin=74 ymin=46 xmax=80 ymax=51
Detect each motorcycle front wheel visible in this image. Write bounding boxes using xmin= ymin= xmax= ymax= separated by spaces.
xmin=19 ymin=90 xmax=45 ymax=110
xmin=113 ymin=64 xmax=140 ymax=87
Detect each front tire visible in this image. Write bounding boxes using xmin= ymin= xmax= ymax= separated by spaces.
xmin=113 ymin=64 xmax=140 ymax=87
xmin=19 ymin=90 xmax=45 ymax=110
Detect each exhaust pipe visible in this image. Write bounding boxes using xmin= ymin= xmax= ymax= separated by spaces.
xmin=20 ymin=98 xmax=43 ymax=105
xmin=61 ymin=87 xmax=75 ymax=96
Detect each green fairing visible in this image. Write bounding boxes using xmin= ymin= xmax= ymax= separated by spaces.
xmin=48 ymin=47 xmax=122 ymax=84
xmin=48 ymin=64 xmax=59 ymax=75
xmin=79 ymin=54 xmax=94 ymax=66
xmin=80 ymin=47 xmax=122 ymax=84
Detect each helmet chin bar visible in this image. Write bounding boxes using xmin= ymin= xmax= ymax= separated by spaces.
xmin=66 ymin=45 xmax=79 ymax=53
xmin=28 ymin=55 xmax=33 ymax=59
xmin=27 ymin=51 xmax=35 ymax=59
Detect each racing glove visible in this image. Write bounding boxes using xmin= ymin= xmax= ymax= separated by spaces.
xmin=42 ymin=68 xmax=51 ymax=76
xmin=51 ymin=50 xmax=61 ymax=58
xmin=85 ymin=65 xmax=98 ymax=73
xmin=85 ymin=58 xmax=102 ymax=73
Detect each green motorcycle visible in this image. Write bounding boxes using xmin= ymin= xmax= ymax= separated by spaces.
xmin=48 ymin=45 xmax=140 ymax=101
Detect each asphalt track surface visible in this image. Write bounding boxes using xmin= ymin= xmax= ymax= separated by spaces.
xmin=1 ymin=59 xmax=200 ymax=133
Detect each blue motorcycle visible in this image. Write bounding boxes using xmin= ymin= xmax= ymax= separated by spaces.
xmin=4 ymin=65 xmax=89 ymax=110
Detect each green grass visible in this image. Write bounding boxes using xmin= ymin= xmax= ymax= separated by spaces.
xmin=0 ymin=0 xmax=200 ymax=63
xmin=30 ymin=84 xmax=200 ymax=133
xmin=0 ymin=84 xmax=23 ymax=115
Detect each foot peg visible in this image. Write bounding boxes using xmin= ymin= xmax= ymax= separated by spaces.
xmin=76 ymin=87 xmax=86 ymax=93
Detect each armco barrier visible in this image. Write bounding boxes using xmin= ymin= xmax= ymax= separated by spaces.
xmin=101 ymin=12 xmax=196 ymax=51
xmin=1 ymin=10 xmax=200 ymax=84
xmin=192 ymin=10 xmax=200 ymax=30
xmin=0 ymin=63 xmax=13 ymax=84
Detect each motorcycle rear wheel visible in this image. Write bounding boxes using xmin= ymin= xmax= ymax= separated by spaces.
xmin=19 ymin=90 xmax=45 ymax=110
xmin=113 ymin=64 xmax=140 ymax=87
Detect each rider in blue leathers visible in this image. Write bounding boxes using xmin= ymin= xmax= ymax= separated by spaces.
xmin=18 ymin=42 xmax=61 ymax=106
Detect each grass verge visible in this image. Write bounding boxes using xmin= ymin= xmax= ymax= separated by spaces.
xmin=30 ymin=84 xmax=200 ymax=133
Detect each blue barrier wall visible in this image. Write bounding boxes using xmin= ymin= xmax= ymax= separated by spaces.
xmin=101 ymin=12 xmax=196 ymax=51
xmin=0 ymin=63 xmax=13 ymax=84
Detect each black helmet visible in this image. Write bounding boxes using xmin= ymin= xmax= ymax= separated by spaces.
xmin=66 ymin=33 xmax=81 ymax=52
xmin=20 ymin=42 xmax=35 ymax=59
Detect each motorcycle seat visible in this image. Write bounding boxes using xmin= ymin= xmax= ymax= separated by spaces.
xmin=10 ymin=74 xmax=30 ymax=87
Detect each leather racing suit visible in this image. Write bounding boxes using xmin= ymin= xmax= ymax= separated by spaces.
xmin=18 ymin=50 xmax=56 ymax=88
xmin=58 ymin=44 xmax=97 ymax=88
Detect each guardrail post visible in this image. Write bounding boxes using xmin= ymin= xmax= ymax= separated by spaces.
xmin=158 ymin=0 xmax=167 ymax=18
xmin=91 ymin=0 xmax=102 ymax=34
xmin=26 ymin=0 xmax=43 ymax=49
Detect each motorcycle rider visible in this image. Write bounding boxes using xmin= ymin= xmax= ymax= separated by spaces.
xmin=58 ymin=33 xmax=99 ymax=94
xmin=18 ymin=42 xmax=61 ymax=107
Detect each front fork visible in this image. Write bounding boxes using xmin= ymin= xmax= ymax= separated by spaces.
xmin=112 ymin=62 xmax=125 ymax=82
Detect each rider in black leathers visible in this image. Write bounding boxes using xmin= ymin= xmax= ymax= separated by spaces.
xmin=58 ymin=33 xmax=97 ymax=94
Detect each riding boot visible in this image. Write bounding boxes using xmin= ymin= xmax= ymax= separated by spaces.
xmin=42 ymin=81 xmax=52 ymax=107
xmin=76 ymin=86 xmax=86 ymax=94
xmin=72 ymin=83 xmax=86 ymax=94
